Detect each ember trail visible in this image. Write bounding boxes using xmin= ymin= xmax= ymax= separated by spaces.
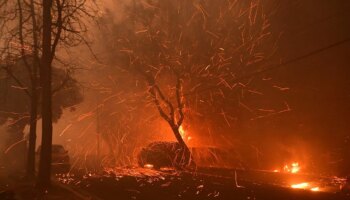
xmin=0 ymin=0 xmax=350 ymax=200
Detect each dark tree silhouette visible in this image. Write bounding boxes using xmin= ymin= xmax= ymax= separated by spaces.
xmin=1 ymin=0 xmax=97 ymax=186
xmin=0 ymin=57 xmax=83 ymax=174
xmin=37 ymin=0 xmax=98 ymax=187
xmin=37 ymin=0 xmax=54 ymax=188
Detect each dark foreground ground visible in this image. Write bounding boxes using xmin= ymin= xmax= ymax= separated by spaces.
xmin=55 ymin=167 xmax=350 ymax=200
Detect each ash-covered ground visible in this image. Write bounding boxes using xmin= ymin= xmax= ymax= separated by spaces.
xmin=56 ymin=167 xmax=349 ymax=200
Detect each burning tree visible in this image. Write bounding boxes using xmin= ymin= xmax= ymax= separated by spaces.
xmin=103 ymin=0 xmax=278 ymax=167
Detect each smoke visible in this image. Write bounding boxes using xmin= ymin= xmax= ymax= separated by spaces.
xmin=51 ymin=0 xmax=279 ymax=167
xmin=36 ymin=0 xmax=350 ymax=175
xmin=99 ymin=0 xmax=132 ymax=24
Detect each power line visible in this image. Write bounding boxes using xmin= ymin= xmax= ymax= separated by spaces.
xmin=249 ymin=37 xmax=350 ymax=76
xmin=184 ymin=37 xmax=350 ymax=97
xmin=281 ymin=2 xmax=350 ymax=36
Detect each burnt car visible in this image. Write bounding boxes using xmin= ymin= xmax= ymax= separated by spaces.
xmin=137 ymin=141 xmax=192 ymax=169
xmin=36 ymin=144 xmax=70 ymax=173
xmin=138 ymin=141 xmax=246 ymax=170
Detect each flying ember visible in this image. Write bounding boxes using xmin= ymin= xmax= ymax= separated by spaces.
xmin=0 ymin=0 xmax=348 ymax=199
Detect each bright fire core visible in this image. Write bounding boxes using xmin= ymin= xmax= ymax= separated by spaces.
xmin=179 ymin=125 xmax=192 ymax=142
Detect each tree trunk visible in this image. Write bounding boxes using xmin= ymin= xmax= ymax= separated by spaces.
xmin=37 ymin=0 xmax=53 ymax=189
xmin=26 ymin=0 xmax=40 ymax=179
xmin=26 ymin=83 xmax=38 ymax=178
xmin=171 ymin=125 xmax=193 ymax=167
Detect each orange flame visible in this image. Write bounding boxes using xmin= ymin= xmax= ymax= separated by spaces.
xmin=290 ymin=162 xmax=300 ymax=173
xmin=283 ymin=162 xmax=300 ymax=173
xmin=179 ymin=125 xmax=192 ymax=143
xmin=179 ymin=125 xmax=186 ymax=138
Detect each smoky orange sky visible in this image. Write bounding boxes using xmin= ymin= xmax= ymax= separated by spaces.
xmin=25 ymin=0 xmax=350 ymax=172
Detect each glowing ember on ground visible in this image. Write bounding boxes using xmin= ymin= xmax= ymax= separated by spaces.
xmin=290 ymin=182 xmax=321 ymax=192
xmin=144 ymin=164 xmax=154 ymax=169
xmin=291 ymin=182 xmax=309 ymax=189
